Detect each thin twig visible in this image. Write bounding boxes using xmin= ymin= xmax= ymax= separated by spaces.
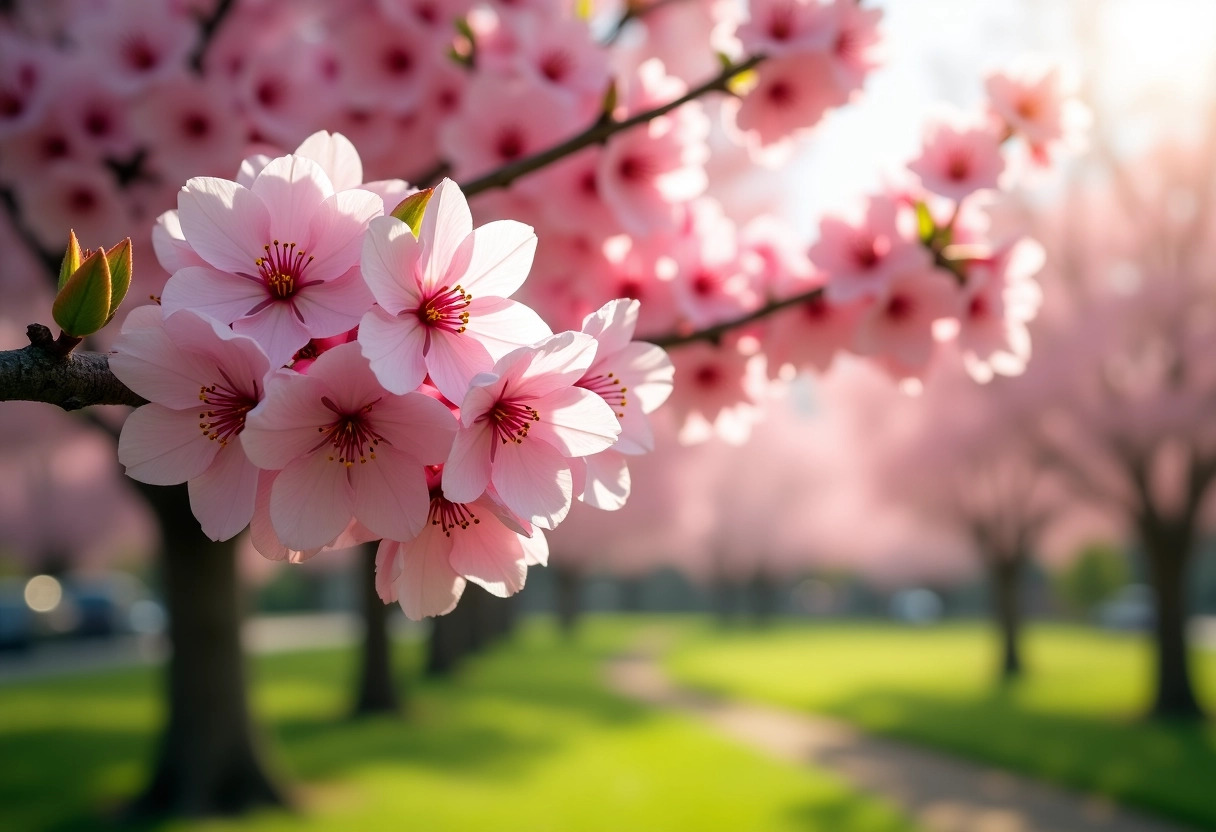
xmin=450 ymin=54 xmax=765 ymax=197
xmin=189 ymin=0 xmax=237 ymax=74
xmin=647 ymin=285 xmax=825 ymax=349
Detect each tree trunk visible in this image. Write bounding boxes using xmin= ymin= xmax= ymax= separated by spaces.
xmin=1144 ymin=534 xmax=1203 ymax=719
xmin=989 ymin=555 xmax=1024 ymax=683
xmin=554 ymin=565 xmax=582 ymax=636
xmin=426 ymin=591 xmax=476 ymax=676
xmin=352 ymin=543 xmax=400 ymax=716
xmin=129 ymin=484 xmax=286 ymax=818
xmin=748 ymin=570 xmax=779 ymax=626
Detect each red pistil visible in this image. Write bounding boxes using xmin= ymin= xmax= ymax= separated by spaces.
xmin=198 ymin=370 xmax=258 ymax=446
xmin=256 ymin=239 xmax=313 ymax=299
xmin=486 ymin=398 xmax=540 ymax=445
xmin=580 ymin=371 xmax=628 ymax=418
xmin=316 ymin=396 xmax=384 ymax=466
xmin=418 ymin=284 xmax=472 ymax=333
xmin=427 ymin=496 xmax=480 ymax=537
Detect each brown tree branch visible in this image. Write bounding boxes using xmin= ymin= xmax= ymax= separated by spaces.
xmin=646 ymin=285 xmax=825 ymax=348
xmin=0 ymin=325 xmax=145 ymax=411
xmin=449 ymin=55 xmax=766 ymax=197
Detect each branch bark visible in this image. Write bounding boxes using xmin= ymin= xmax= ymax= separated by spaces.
xmin=0 ymin=325 xmax=145 ymax=410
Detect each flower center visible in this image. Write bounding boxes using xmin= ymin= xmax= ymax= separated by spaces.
xmin=947 ymin=152 xmax=972 ymax=182
xmin=427 ymin=495 xmax=480 ymax=537
xmin=256 ymin=239 xmax=313 ymax=300
xmin=197 ymin=370 xmax=258 ymax=446
xmin=580 ymin=371 xmax=627 ymax=418
xmin=417 ymin=284 xmax=472 ymax=333
xmin=316 ymin=396 xmax=384 ymax=466
xmin=486 ymin=398 xmax=540 ymax=445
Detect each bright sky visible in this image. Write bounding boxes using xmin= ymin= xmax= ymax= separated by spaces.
xmin=786 ymin=0 xmax=1216 ymax=227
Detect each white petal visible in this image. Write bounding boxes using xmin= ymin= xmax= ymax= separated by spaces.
xmin=294 ymin=130 xmax=364 ymax=191
xmin=360 ymin=215 xmax=423 ymax=314
xmin=418 ymin=178 xmax=472 ymax=290
xmin=580 ymin=451 xmax=631 ymax=511
xmin=452 ymin=220 xmax=536 ymax=297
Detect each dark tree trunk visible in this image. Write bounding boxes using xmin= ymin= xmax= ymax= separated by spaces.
xmin=426 ymin=590 xmax=477 ymax=676
xmin=618 ymin=576 xmax=644 ymax=612
xmin=1144 ymin=532 xmax=1203 ymax=719
xmin=352 ymin=543 xmax=399 ymax=716
xmin=748 ymin=571 xmax=779 ymax=626
xmin=554 ymin=565 xmax=582 ymax=636
xmin=129 ymin=484 xmax=286 ymax=818
xmin=989 ymin=554 xmax=1025 ymax=682
xmin=711 ymin=576 xmax=738 ymax=627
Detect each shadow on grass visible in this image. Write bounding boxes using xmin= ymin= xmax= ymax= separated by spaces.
xmin=6 ymin=629 xmax=656 ymax=832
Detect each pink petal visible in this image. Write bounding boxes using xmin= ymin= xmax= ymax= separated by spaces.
xmin=152 ymin=210 xmax=207 ymax=273
xmin=425 ymin=331 xmax=495 ymax=405
xmin=530 ymin=386 xmax=621 ymax=457
xmin=490 ymin=439 xmax=574 ymax=530
xmin=390 ymin=532 xmax=467 ymax=620
xmin=300 ymin=341 xmax=382 ymax=413
xmin=251 ymin=471 xmax=322 ymax=562
xmin=160 ymin=265 xmax=267 ymax=325
xmin=447 ymin=516 xmax=528 ymax=597
xmin=251 ymin=154 xmax=333 ymax=243
xmin=293 ymin=265 xmax=373 ymax=337
xmin=581 ymin=299 xmax=639 ymax=357
xmin=520 ymin=528 xmax=548 ymax=566
xmin=187 ymin=445 xmax=259 ymax=541
xmin=167 ymin=310 xmax=271 ymax=396
xmin=466 ymin=297 xmax=553 ymax=361
xmin=350 ymin=444 xmax=430 ymax=541
xmin=110 ymin=311 xmax=215 ymax=409
xmin=614 ymin=342 xmax=674 ymax=413
xmin=119 ymin=404 xmax=219 ymax=485
xmin=581 ymin=451 xmax=631 ymax=511
xmin=368 ymin=392 xmax=456 ymax=464
xmin=359 ymin=306 xmax=428 ymax=395
xmin=294 ymin=130 xmax=363 ymax=191
xmin=453 ymin=219 xmax=536 ymax=297
xmin=442 ymin=425 xmax=494 ymax=503
xmin=177 ymin=176 xmax=270 ymax=273
xmin=306 ymin=188 xmax=384 ymax=280
xmin=271 ymin=450 xmax=354 ymax=550
xmin=374 ymin=538 xmax=404 ymax=603
xmin=419 ymin=178 xmax=472 ymax=291
xmin=361 ymin=215 xmax=424 ymax=314
xmin=232 ymin=300 xmax=312 ymax=368
xmin=242 ymin=371 xmax=333 ymax=470
xmin=512 ymin=331 xmax=600 ymax=399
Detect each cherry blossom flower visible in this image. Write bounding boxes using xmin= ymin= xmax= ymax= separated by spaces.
xmin=375 ymin=466 xmax=548 ymax=619
xmin=811 ymin=194 xmax=930 ymax=303
xmin=575 ymin=300 xmax=674 ymax=510
xmin=908 ymin=113 xmax=1006 ymax=203
xmin=111 ymin=307 xmax=270 ymax=542
xmin=241 ymin=342 xmax=456 ymax=551
xmin=160 ymin=153 xmax=382 ymax=367
xmin=443 ymin=331 xmax=621 ymax=529
xmin=736 ymin=0 xmax=838 ymax=58
xmin=958 ymin=238 xmax=1045 ymax=383
xmin=358 ymin=178 xmax=552 ymax=402
xmin=854 ymin=268 xmax=961 ymax=369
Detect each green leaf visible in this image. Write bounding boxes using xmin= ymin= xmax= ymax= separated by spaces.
xmin=575 ymin=0 xmax=593 ymax=19
xmin=600 ymin=80 xmax=618 ymax=118
xmin=390 ymin=188 xmax=435 ymax=238
xmin=58 ymin=230 xmax=83 ymax=291
xmin=52 ymin=248 xmax=112 ymax=337
xmin=104 ymin=237 xmax=132 ymax=320
xmin=915 ymin=201 xmax=935 ymax=244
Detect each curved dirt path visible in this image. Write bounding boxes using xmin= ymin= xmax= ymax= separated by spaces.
xmin=606 ymin=651 xmax=1200 ymax=832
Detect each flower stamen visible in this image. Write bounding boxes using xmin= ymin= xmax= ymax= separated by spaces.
xmin=580 ymin=371 xmax=628 ymax=418
xmin=197 ymin=370 xmax=258 ymax=446
xmin=255 ymin=239 xmax=313 ymax=300
xmin=314 ymin=396 xmax=385 ymax=466
xmin=417 ymin=284 xmax=472 ymax=334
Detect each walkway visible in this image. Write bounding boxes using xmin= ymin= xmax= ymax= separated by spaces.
xmin=606 ymin=651 xmax=1199 ymax=832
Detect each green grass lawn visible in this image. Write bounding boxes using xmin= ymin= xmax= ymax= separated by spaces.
xmin=665 ymin=621 xmax=1216 ymax=829
xmin=0 ymin=617 xmax=916 ymax=832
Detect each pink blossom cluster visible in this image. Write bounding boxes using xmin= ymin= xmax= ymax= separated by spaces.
xmin=109 ymin=134 xmax=674 ymax=619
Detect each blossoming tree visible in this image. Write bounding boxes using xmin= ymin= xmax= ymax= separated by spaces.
xmin=0 ymin=0 xmax=1078 ymax=817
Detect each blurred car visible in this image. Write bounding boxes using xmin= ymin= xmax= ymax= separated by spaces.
xmin=1097 ymin=583 xmax=1154 ymax=630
